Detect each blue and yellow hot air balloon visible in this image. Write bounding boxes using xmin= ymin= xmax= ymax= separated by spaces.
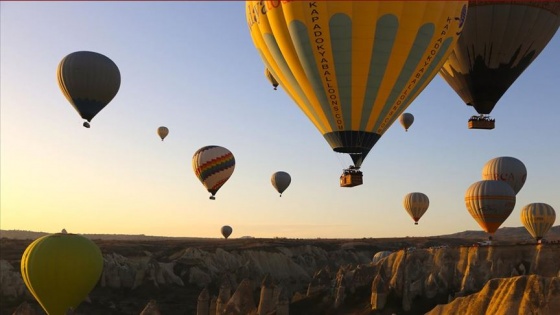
xmin=520 ymin=203 xmax=556 ymax=243
xmin=57 ymin=51 xmax=121 ymax=128
xmin=246 ymin=1 xmax=467 ymax=186
xmin=192 ymin=145 xmax=235 ymax=200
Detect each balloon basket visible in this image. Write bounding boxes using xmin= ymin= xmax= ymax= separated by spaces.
xmin=340 ymin=170 xmax=363 ymax=187
xmin=468 ymin=117 xmax=494 ymax=130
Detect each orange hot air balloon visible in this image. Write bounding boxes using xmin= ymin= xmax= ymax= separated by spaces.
xmin=465 ymin=180 xmax=516 ymax=239
xmin=21 ymin=230 xmax=103 ymax=315
xmin=57 ymin=51 xmax=121 ymax=128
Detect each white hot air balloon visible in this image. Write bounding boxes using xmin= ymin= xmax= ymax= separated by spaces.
xmin=482 ymin=156 xmax=527 ymax=194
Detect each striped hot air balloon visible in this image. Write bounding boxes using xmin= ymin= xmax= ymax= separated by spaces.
xmin=520 ymin=203 xmax=556 ymax=243
xmin=403 ymin=192 xmax=430 ymax=225
xmin=246 ymin=1 xmax=467 ymax=178
xmin=157 ymin=126 xmax=169 ymax=141
xmin=57 ymin=51 xmax=121 ymax=128
xmin=192 ymin=146 xmax=235 ymax=200
xmin=465 ymin=180 xmax=516 ymax=238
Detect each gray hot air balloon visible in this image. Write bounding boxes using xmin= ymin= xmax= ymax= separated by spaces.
xmin=221 ymin=225 xmax=233 ymax=239
xmin=271 ymin=171 xmax=291 ymax=197
xmin=399 ymin=113 xmax=414 ymax=132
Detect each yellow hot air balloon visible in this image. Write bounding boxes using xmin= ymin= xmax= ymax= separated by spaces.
xmin=271 ymin=171 xmax=291 ymax=197
xmin=265 ymin=68 xmax=279 ymax=90
xmin=246 ymin=1 xmax=467 ymax=186
xmin=403 ymin=192 xmax=430 ymax=225
xmin=465 ymin=180 xmax=516 ymax=240
xmin=439 ymin=1 xmax=560 ymax=129
xmin=221 ymin=225 xmax=233 ymax=239
xmin=399 ymin=113 xmax=414 ymax=132
xmin=20 ymin=230 xmax=103 ymax=315
xmin=192 ymin=145 xmax=236 ymax=200
xmin=520 ymin=203 xmax=556 ymax=243
xmin=157 ymin=126 xmax=169 ymax=141
xmin=482 ymin=156 xmax=527 ymax=195
xmin=57 ymin=51 xmax=121 ymax=128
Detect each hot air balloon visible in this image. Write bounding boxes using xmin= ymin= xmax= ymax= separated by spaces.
xmin=265 ymin=68 xmax=279 ymax=90
xmin=221 ymin=225 xmax=233 ymax=239
xmin=192 ymin=145 xmax=235 ymax=200
xmin=372 ymin=251 xmax=392 ymax=264
xmin=465 ymin=180 xmax=516 ymax=240
xmin=439 ymin=1 xmax=560 ymax=130
xmin=403 ymin=192 xmax=430 ymax=225
xmin=399 ymin=113 xmax=415 ymax=132
xmin=246 ymin=1 xmax=467 ymax=187
xmin=271 ymin=171 xmax=291 ymax=197
xmin=20 ymin=230 xmax=103 ymax=315
xmin=157 ymin=126 xmax=169 ymax=141
xmin=520 ymin=203 xmax=556 ymax=243
xmin=57 ymin=51 xmax=121 ymax=128
xmin=482 ymin=156 xmax=527 ymax=195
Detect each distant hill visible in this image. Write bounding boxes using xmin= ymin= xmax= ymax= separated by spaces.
xmin=2 ymin=226 xmax=559 ymax=241
xmin=0 ymin=230 xmax=209 ymax=241
xmin=437 ymin=226 xmax=560 ymax=242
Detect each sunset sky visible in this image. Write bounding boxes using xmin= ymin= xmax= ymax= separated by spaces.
xmin=1 ymin=2 xmax=558 ymax=239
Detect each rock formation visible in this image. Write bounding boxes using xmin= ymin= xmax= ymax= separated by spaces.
xmin=427 ymin=275 xmax=560 ymax=315
xmin=257 ymin=274 xmax=274 ymax=315
xmin=139 ymin=300 xmax=161 ymax=315
xmin=223 ymin=279 xmax=256 ymax=315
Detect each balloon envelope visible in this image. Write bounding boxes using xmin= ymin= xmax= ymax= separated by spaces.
xmin=246 ymin=1 xmax=467 ymax=167
xmin=20 ymin=232 xmax=103 ymax=315
xmin=440 ymin=2 xmax=560 ymax=115
xmin=157 ymin=126 xmax=169 ymax=141
xmin=57 ymin=51 xmax=121 ymax=124
xmin=465 ymin=180 xmax=516 ymax=234
xmin=221 ymin=225 xmax=233 ymax=239
xmin=482 ymin=156 xmax=527 ymax=195
xmin=271 ymin=171 xmax=291 ymax=196
xmin=372 ymin=251 xmax=392 ymax=264
xmin=520 ymin=203 xmax=556 ymax=242
xmin=399 ymin=113 xmax=414 ymax=132
xmin=403 ymin=192 xmax=429 ymax=224
xmin=192 ymin=146 xmax=235 ymax=199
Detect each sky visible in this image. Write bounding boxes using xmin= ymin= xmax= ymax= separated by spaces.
xmin=1 ymin=2 xmax=559 ymax=239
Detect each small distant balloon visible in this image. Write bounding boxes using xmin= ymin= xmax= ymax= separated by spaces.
xmin=265 ymin=68 xmax=279 ymax=90
xmin=481 ymin=156 xmax=527 ymax=195
xmin=465 ymin=180 xmax=516 ymax=238
xmin=157 ymin=126 xmax=169 ymax=141
xmin=221 ymin=225 xmax=233 ymax=239
xmin=192 ymin=145 xmax=235 ymax=200
xmin=399 ymin=113 xmax=414 ymax=132
xmin=520 ymin=203 xmax=556 ymax=243
xmin=403 ymin=192 xmax=429 ymax=225
xmin=271 ymin=171 xmax=291 ymax=197
xmin=57 ymin=51 xmax=121 ymax=128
